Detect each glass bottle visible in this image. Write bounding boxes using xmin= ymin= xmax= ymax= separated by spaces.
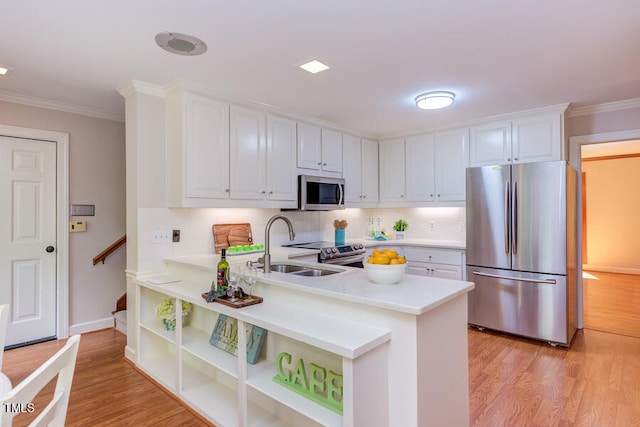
xmin=216 ymin=248 xmax=229 ymax=294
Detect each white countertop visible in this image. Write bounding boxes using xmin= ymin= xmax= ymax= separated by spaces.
xmin=162 ymin=251 xmax=473 ymax=316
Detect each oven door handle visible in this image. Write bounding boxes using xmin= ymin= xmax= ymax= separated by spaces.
xmin=321 ymin=253 xmax=365 ymax=265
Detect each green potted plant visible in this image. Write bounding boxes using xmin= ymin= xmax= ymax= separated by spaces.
xmin=155 ymin=297 xmax=192 ymax=331
xmin=393 ymin=219 xmax=409 ymax=239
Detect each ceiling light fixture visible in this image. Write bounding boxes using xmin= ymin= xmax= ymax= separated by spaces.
xmin=415 ymin=91 xmax=455 ymax=110
xmin=155 ymin=32 xmax=207 ymax=56
xmin=299 ymin=60 xmax=330 ymax=74
xmin=0 ymin=66 xmax=10 ymax=76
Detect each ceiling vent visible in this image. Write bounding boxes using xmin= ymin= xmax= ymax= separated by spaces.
xmin=155 ymin=32 xmax=207 ymax=56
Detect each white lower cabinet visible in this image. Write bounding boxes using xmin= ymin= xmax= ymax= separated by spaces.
xmin=135 ymin=281 xmax=390 ymax=427
xmin=403 ymin=246 xmax=463 ymax=280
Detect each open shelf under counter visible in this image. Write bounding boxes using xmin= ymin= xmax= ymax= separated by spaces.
xmin=182 ymin=325 xmax=238 ymax=378
xmin=140 ymin=318 xmax=178 ymax=343
xmin=247 ymin=361 xmax=342 ymax=427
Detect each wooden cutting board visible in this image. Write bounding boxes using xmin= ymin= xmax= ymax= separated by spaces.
xmin=212 ymin=223 xmax=253 ymax=253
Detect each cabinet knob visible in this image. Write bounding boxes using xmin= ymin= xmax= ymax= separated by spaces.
xmin=514 ymin=157 xmax=519 ymax=161
xmin=362 ymin=195 xmax=366 ymax=199
xmin=261 ymin=190 xmax=266 ymax=194
xmin=225 ymin=188 xmax=230 ymax=193
xmin=430 ymin=194 xmax=434 ymax=197
xmin=507 ymin=158 xmax=511 ymax=162
xmin=268 ymin=191 xmax=273 ymax=195
xmin=437 ymin=194 xmax=441 ymax=198
xmin=322 ymin=162 xmax=327 ymax=166
xmin=317 ymin=162 xmax=322 ymax=165
xmin=400 ymin=194 xmax=404 ymax=198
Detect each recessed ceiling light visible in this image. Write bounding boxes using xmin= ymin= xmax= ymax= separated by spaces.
xmin=0 ymin=66 xmax=10 ymax=76
xmin=155 ymin=32 xmax=207 ymax=56
xmin=299 ymin=60 xmax=330 ymax=74
xmin=415 ymin=91 xmax=456 ymax=110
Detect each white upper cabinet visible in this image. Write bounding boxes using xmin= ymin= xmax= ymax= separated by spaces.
xmin=406 ymin=133 xmax=435 ymax=202
xmin=265 ymin=115 xmax=297 ymax=202
xmin=166 ymin=91 xmax=230 ymax=207
xmin=297 ymin=123 xmax=343 ymax=173
xmin=230 ymin=105 xmax=266 ymax=200
xmin=434 ymin=127 xmax=468 ymax=201
xmin=469 ymin=109 xmax=564 ymax=167
xmin=469 ymin=121 xmax=512 ymax=166
xmin=230 ymin=106 xmax=296 ymax=205
xmin=405 ymin=129 xmax=467 ymax=203
xmin=378 ymin=138 xmax=406 ymax=202
xmin=512 ymin=113 xmax=562 ymax=163
xmin=361 ymin=138 xmax=379 ymax=204
xmin=342 ymin=135 xmax=379 ymax=206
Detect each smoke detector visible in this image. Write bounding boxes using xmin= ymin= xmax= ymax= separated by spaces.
xmin=155 ymin=32 xmax=207 ymax=56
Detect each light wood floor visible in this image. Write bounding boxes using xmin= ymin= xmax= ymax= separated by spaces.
xmin=583 ymin=271 xmax=640 ymax=338
xmin=4 ymin=327 xmax=640 ymax=426
xmin=469 ymin=328 xmax=640 ymax=426
xmin=3 ymin=329 xmax=212 ymax=427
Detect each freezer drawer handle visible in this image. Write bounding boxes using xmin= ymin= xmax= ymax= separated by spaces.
xmin=471 ymin=271 xmax=557 ymax=285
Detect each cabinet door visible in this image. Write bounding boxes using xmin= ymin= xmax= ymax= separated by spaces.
xmin=512 ymin=113 xmax=562 ymax=163
xmin=361 ymin=138 xmax=379 ymax=203
xmin=297 ymin=122 xmax=322 ymax=170
xmin=230 ymin=106 xmax=266 ymax=200
xmin=378 ymin=138 xmax=406 ymax=202
xmin=321 ymin=128 xmax=343 ymax=172
xmin=469 ymin=121 xmax=512 ymax=166
xmin=184 ymin=95 xmax=230 ymax=199
xmin=429 ymin=263 xmax=462 ymax=280
xmin=435 ymin=128 xmax=468 ymax=201
xmin=342 ymin=134 xmax=362 ymax=204
xmin=266 ymin=115 xmax=297 ymax=201
xmin=405 ymin=133 xmax=435 ymax=202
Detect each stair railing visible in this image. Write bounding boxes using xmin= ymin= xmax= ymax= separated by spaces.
xmin=93 ymin=235 xmax=126 ymax=265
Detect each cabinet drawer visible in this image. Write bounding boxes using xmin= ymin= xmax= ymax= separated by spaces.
xmin=403 ymin=247 xmax=462 ymax=265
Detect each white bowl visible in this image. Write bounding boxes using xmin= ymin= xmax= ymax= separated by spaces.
xmin=363 ymin=262 xmax=407 ymax=285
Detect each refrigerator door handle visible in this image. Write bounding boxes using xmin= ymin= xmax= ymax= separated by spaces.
xmin=512 ymin=180 xmax=518 ymax=255
xmin=504 ymin=181 xmax=510 ymax=254
xmin=471 ymin=270 xmax=557 ymax=285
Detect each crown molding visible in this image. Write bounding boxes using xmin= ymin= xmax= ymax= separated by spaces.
xmin=569 ymin=98 xmax=640 ymax=117
xmin=0 ymin=90 xmax=124 ymax=122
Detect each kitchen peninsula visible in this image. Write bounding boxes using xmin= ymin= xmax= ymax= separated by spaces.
xmin=132 ymin=250 xmax=474 ymax=427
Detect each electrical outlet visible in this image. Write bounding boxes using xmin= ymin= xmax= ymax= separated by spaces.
xmin=172 ymin=229 xmax=180 ymax=242
xmin=429 ymin=221 xmax=436 ymax=232
xmin=152 ymin=230 xmax=171 ymax=243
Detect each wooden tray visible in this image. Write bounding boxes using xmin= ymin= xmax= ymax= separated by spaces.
xmin=201 ymin=292 xmax=263 ymax=308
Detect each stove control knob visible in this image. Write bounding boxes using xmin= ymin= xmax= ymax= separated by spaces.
xmin=331 ymin=248 xmax=337 ymax=253
xmin=357 ymin=244 xmax=364 ymax=249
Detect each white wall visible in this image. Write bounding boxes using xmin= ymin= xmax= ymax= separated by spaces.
xmin=582 ymin=156 xmax=640 ymax=273
xmin=0 ymin=100 xmax=127 ymax=333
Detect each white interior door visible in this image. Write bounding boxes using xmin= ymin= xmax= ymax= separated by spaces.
xmin=0 ymin=136 xmax=57 ymax=347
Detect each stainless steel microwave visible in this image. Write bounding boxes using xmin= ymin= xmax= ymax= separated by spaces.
xmin=298 ymin=175 xmax=345 ymax=211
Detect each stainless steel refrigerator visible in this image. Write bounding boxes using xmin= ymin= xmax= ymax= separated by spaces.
xmin=466 ymin=161 xmax=577 ymax=346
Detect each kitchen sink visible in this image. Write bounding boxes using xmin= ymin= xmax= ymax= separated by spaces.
xmin=269 ymin=263 xmax=343 ymax=277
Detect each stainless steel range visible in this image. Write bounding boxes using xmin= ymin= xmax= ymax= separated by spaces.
xmin=284 ymin=241 xmax=366 ymax=267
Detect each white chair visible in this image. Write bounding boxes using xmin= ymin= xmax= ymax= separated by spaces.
xmin=0 ymin=305 xmax=11 ymax=397
xmin=0 ymin=334 xmax=81 ymax=427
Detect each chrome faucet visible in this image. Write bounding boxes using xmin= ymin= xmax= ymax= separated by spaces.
xmin=262 ymin=214 xmax=295 ymax=273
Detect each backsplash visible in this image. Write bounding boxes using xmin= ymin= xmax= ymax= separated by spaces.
xmin=137 ymin=206 xmax=465 ymax=272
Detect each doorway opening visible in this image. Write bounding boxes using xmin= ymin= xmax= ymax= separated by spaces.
xmin=580 ymin=139 xmax=640 ymax=338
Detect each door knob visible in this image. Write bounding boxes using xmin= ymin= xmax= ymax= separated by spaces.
xmin=46 ymin=246 xmax=55 ymax=253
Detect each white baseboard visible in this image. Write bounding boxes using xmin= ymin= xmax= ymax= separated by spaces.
xmin=69 ymin=317 xmax=114 ymax=335
xmin=124 ymin=345 xmax=136 ymax=362
xmin=583 ymin=264 xmax=640 ymax=275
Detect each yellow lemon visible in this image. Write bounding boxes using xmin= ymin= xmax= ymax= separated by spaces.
xmin=372 ymin=249 xmax=383 ymax=257
xmin=396 ymin=256 xmax=407 ymax=264
xmin=367 ymin=256 xmax=375 ymax=264
xmin=389 ymin=258 xmax=401 ymax=265
xmin=373 ymin=254 xmax=391 ymax=265
xmin=383 ymin=249 xmax=398 ymax=259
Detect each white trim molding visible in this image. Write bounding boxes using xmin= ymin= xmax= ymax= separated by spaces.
xmin=0 ymin=90 xmax=124 ymax=122
xmin=569 ymin=98 xmax=640 ymax=117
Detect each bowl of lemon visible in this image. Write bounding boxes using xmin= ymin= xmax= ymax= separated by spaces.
xmin=363 ymin=248 xmax=407 ymax=285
